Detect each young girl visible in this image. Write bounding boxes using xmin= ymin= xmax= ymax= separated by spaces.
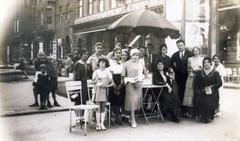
xmin=92 ymin=57 xmax=114 ymax=131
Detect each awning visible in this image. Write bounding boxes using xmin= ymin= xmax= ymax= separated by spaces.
xmin=75 ymin=28 xmax=106 ymax=35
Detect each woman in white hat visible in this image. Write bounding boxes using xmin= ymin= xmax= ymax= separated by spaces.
xmin=122 ymin=48 xmax=145 ymax=128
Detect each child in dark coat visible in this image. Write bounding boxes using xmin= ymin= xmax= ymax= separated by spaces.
xmin=37 ymin=64 xmax=51 ymax=110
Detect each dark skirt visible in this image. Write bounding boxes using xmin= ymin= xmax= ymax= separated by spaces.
xmin=193 ymin=93 xmax=219 ymax=120
xmin=109 ymin=74 xmax=125 ymax=106
xmin=75 ymin=78 xmax=89 ymax=105
xmin=154 ymin=88 xmax=179 ymax=112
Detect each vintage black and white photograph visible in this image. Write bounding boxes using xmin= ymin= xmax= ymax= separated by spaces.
xmin=0 ymin=0 xmax=240 ymax=141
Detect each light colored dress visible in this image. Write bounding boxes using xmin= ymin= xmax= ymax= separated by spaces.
xmin=92 ymin=69 xmax=112 ymax=102
xmin=122 ymin=60 xmax=144 ymax=111
xmin=183 ymin=56 xmax=204 ymax=107
xmin=214 ymin=63 xmax=226 ymax=103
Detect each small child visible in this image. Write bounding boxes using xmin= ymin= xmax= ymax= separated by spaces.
xmin=182 ymin=66 xmax=195 ymax=117
xmin=36 ymin=64 xmax=51 ymax=110
xmin=92 ymin=57 xmax=115 ymax=131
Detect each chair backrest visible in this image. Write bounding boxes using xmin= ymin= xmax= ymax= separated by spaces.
xmin=225 ymin=68 xmax=232 ymax=76
xmin=65 ymin=81 xmax=82 ymax=106
xmin=232 ymin=68 xmax=238 ymax=75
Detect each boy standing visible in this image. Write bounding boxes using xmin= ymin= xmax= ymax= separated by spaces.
xmin=37 ymin=64 xmax=50 ymax=110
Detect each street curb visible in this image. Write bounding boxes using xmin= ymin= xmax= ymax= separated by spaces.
xmin=0 ymin=107 xmax=69 ymax=117
xmin=223 ymin=86 xmax=240 ymax=89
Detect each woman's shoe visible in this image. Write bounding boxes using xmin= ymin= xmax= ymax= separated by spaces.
xmin=96 ymin=124 xmax=101 ymax=131
xmin=131 ymin=122 xmax=137 ymax=128
xmin=100 ymin=123 xmax=106 ymax=130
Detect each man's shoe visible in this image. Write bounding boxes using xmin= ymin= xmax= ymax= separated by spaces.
xmin=47 ymin=101 xmax=53 ymax=107
xmin=173 ymin=118 xmax=181 ymax=123
xmin=29 ymin=103 xmax=39 ymax=107
xmin=54 ymin=101 xmax=60 ymax=107
xmin=115 ymin=120 xmax=123 ymax=125
xmin=39 ymin=106 xmax=44 ymax=110
xmin=123 ymin=117 xmax=129 ymax=123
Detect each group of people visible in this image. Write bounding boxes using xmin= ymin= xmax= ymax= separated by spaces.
xmin=29 ymin=52 xmax=61 ymax=110
xmin=170 ymin=40 xmax=225 ymax=123
xmin=69 ymin=39 xmax=225 ymax=131
xmin=30 ymin=38 xmax=225 ymax=130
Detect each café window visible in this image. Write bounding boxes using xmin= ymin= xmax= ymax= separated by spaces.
xmin=185 ymin=0 xmax=210 ymax=55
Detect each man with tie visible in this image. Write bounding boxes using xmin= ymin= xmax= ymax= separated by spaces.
xmin=170 ymin=40 xmax=193 ymax=115
xmin=146 ymin=43 xmax=158 ymax=72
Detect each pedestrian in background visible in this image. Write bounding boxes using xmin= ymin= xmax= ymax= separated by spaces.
xmin=14 ymin=57 xmax=28 ymax=79
xmin=36 ymin=64 xmax=50 ymax=110
xmin=92 ymin=57 xmax=114 ymax=131
xmin=122 ymin=48 xmax=145 ymax=128
xmin=46 ymin=57 xmax=61 ymax=107
xmin=170 ymin=40 xmax=193 ymax=115
xmin=30 ymin=52 xmax=48 ymax=107
xmin=212 ymin=54 xmax=226 ymax=117
xmin=64 ymin=53 xmax=72 ymax=77
xmin=193 ymin=57 xmax=222 ymax=123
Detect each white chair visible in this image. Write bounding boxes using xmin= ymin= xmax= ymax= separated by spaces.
xmin=87 ymin=80 xmax=111 ymax=127
xmin=224 ymin=68 xmax=234 ymax=82
xmin=232 ymin=68 xmax=239 ymax=83
xmin=65 ymin=81 xmax=99 ymax=136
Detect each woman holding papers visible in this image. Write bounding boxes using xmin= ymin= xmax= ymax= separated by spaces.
xmin=193 ymin=57 xmax=222 ymax=123
xmin=122 ymin=48 xmax=145 ymax=128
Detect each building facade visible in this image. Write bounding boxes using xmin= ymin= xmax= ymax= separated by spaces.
xmin=2 ymin=0 xmax=239 ymax=68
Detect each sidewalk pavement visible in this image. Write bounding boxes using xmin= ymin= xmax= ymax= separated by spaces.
xmin=0 ymin=75 xmax=71 ymax=116
xmin=0 ymin=75 xmax=239 ymax=117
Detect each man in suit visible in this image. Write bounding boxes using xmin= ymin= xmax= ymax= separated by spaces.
xmin=170 ymin=40 xmax=193 ymax=111
xmin=146 ymin=43 xmax=158 ymax=72
xmin=138 ymin=46 xmax=149 ymax=71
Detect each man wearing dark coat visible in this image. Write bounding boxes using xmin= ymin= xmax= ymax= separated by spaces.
xmin=170 ymin=40 xmax=193 ymax=110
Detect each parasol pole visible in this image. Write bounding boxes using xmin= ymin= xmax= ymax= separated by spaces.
xmin=128 ymin=35 xmax=141 ymax=47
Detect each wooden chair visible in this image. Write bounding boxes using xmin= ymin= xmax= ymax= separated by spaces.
xmin=65 ymin=81 xmax=99 ymax=136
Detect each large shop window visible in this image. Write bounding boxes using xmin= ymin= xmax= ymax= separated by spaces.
xmin=185 ymin=0 xmax=210 ymax=55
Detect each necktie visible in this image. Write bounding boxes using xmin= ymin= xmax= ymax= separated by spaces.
xmin=149 ymin=54 xmax=152 ymax=64
xmin=84 ymin=63 xmax=87 ymax=76
xmin=181 ymin=52 xmax=183 ymax=59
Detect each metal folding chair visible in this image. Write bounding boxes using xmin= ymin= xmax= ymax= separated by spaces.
xmin=65 ymin=81 xmax=99 ymax=136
